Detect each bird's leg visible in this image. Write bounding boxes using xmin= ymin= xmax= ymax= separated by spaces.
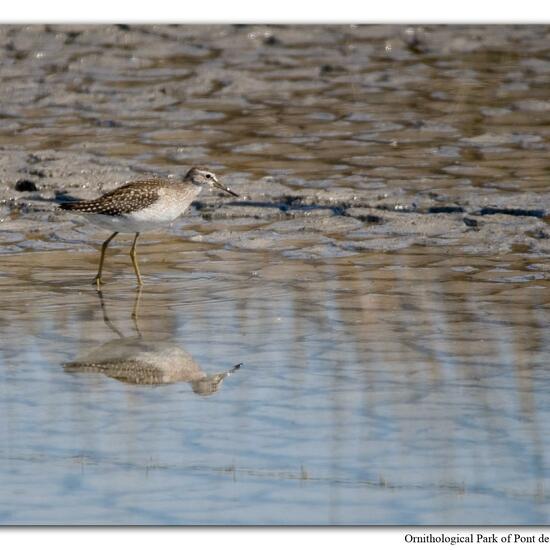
xmin=131 ymin=285 xmax=143 ymax=338
xmin=130 ymin=232 xmax=143 ymax=287
xmin=96 ymin=289 xmax=124 ymax=338
xmin=94 ymin=232 xmax=118 ymax=289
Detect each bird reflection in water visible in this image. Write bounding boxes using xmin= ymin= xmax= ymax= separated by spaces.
xmin=63 ymin=289 xmax=242 ymax=396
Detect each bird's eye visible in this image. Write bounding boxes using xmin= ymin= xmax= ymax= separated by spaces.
xmin=206 ymin=174 xmax=212 ymax=179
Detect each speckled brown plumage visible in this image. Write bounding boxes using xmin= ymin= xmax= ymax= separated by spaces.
xmin=64 ymin=358 xmax=235 ymax=394
xmin=64 ymin=359 xmax=169 ymax=385
xmin=58 ymin=167 xmax=236 ymax=286
xmin=59 ymin=179 xmax=168 ymax=216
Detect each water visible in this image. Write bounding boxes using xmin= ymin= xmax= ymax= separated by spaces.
xmin=0 ymin=24 xmax=549 ymax=524
xmin=0 ymin=242 xmax=548 ymax=524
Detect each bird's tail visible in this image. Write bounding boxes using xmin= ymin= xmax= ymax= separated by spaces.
xmin=59 ymin=201 xmax=86 ymax=211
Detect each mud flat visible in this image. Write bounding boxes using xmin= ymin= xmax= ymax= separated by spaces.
xmin=0 ymin=25 xmax=549 ymax=260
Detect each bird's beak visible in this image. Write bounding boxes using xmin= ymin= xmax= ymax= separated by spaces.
xmin=213 ymin=179 xmax=239 ymax=197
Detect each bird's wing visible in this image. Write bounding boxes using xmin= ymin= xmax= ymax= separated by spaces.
xmin=59 ymin=180 xmax=164 ymax=216
xmin=63 ymin=359 xmax=166 ymax=385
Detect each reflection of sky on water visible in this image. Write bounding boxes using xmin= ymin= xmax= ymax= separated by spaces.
xmin=0 ymin=245 xmax=548 ymax=524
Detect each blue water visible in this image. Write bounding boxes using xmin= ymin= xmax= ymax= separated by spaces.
xmin=0 ymin=244 xmax=548 ymax=524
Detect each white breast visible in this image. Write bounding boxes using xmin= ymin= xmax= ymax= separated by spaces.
xmin=84 ymin=186 xmax=201 ymax=233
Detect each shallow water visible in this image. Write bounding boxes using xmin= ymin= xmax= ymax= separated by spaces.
xmin=0 ymin=238 xmax=549 ymax=524
xmin=0 ymin=25 xmax=550 ymax=524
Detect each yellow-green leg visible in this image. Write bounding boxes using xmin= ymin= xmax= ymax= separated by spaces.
xmin=131 ymin=286 xmax=143 ymax=337
xmin=130 ymin=232 xmax=143 ymax=287
xmin=94 ymin=232 xmax=118 ymax=289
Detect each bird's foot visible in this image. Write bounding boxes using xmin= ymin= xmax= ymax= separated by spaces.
xmin=93 ymin=276 xmax=104 ymax=289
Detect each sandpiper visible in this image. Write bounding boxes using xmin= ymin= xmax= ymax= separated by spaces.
xmin=60 ymin=167 xmax=238 ymax=288
xmin=64 ymin=338 xmax=242 ymax=393
xmin=64 ymin=289 xmax=242 ymax=394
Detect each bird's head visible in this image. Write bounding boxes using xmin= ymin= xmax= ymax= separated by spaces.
xmin=190 ymin=363 xmax=242 ymax=397
xmin=183 ymin=167 xmax=238 ymax=197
